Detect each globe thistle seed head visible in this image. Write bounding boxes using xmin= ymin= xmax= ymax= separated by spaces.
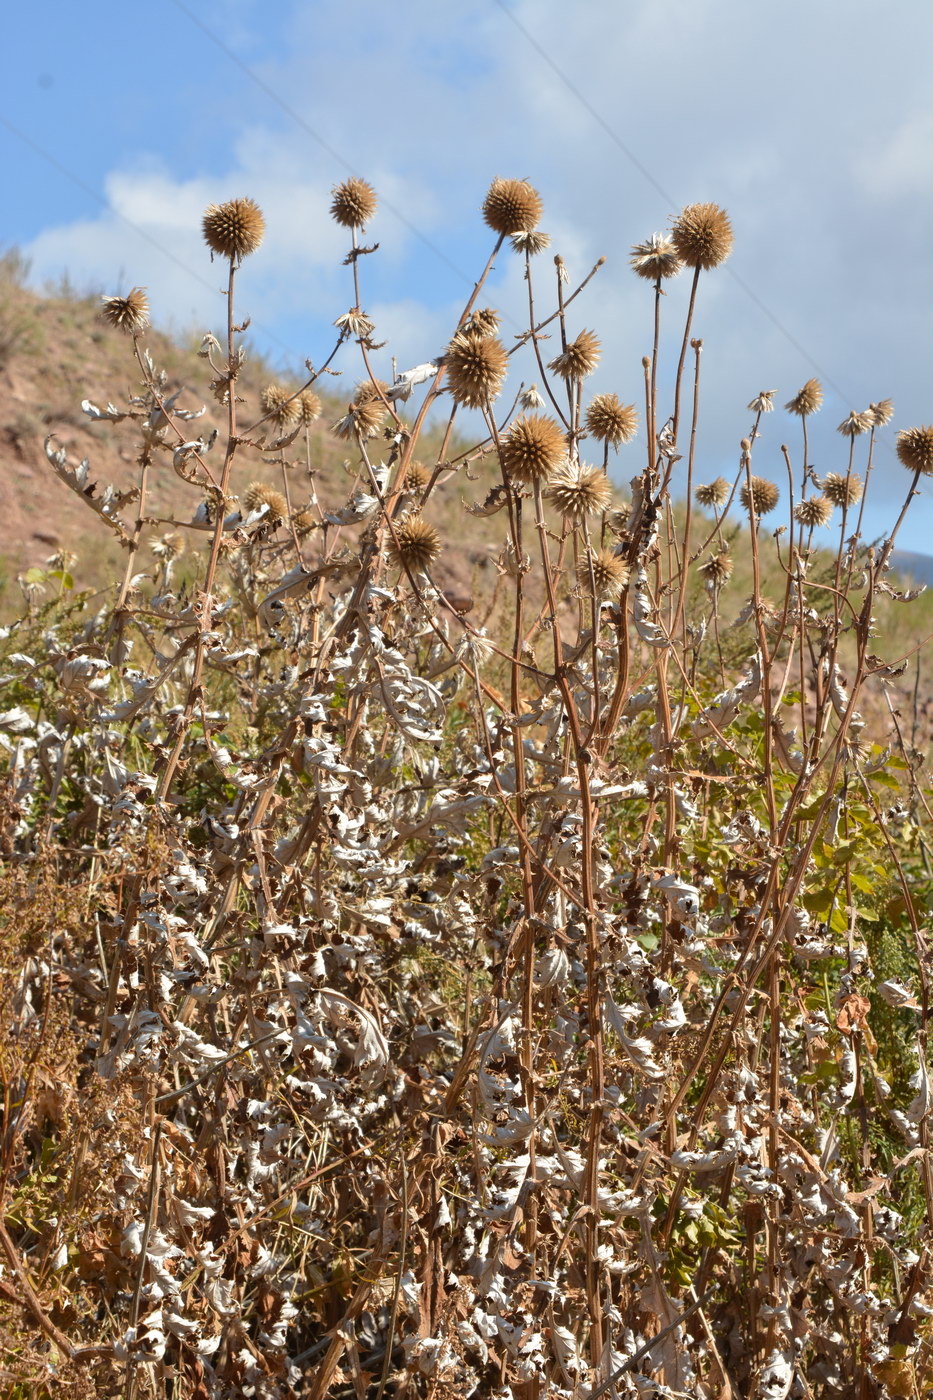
xmin=699 ymin=551 xmax=733 ymax=587
xmin=406 ymin=462 xmax=430 ymax=492
xmin=297 ymin=390 xmax=323 ymax=425
xmin=546 ymin=465 xmax=613 ymax=522
xmin=445 ymin=331 xmax=508 ymax=408
xmin=388 ymin=515 xmax=442 ymax=572
xmin=671 ymin=202 xmax=734 ymax=270
xmin=837 ymin=409 xmax=872 ymax=437
xmin=785 ymin=379 xmax=823 ymax=417
xmin=100 ymin=287 xmax=150 ymax=335
xmin=461 ymin=307 xmax=501 ymax=338
xmin=695 ymin=477 xmax=730 ymax=509
xmin=520 ymin=382 xmax=545 ymax=411
xmin=500 ymin=414 xmax=566 ymax=488
xmin=585 ymin=394 xmax=638 ymax=446
xmin=630 ymin=233 xmax=683 ymax=281
xmin=741 ymin=476 xmax=780 ymax=516
xmin=549 ymin=329 xmax=601 ymax=381
xmin=332 ymin=396 xmax=385 ymax=441
xmin=243 ymin=481 xmax=288 ymax=525
xmin=868 ymin=398 xmax=894 ymax=427
xmin=511 ymin=229 xmax=551 ymax=256
xmin=260 ymin=384 xmax=300 ymax=429
xmin=794 ymin=495 xmax=833 ymax=528
xmin=202 ymin=197 xmax=265 ymax=262
xmin=482 ymin=177 xmax=543 ymax=236
xmin=576 ymin=548 xmax=630 ymax=599
xmin=748 ymin=390 xmax=776 ymax=414
xmin=151 ymin=531 xmax=184 ymax=562
xmin=292 ymin=509 xmax=317 ymax=537
xmin=354 ymin=378 xmax=389 ymax=405
xmin=822 ymin=472 xmax=863 ymax=507
xmin=334 ymin=307 xmax=376 ymax=340
xmin=330 ymin=176 xmax=377 ymax=229
xmin=896 ymin=425 xmax=933 ymax=477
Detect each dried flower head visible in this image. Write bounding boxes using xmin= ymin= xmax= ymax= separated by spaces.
xmin=576 ymin=548 xmax=630 ymax=599
xmin=699 ymin=550 xmax=733 ymax=587
xmin=837 ymin=409 xmax=872 ymax=437
xmin=332 ymin=396 xmax=385 ymax=441
xmin=297 ymin=390 xmax=322 ymax=425
xmin=671 ymin=202 xmax=734 ymax=270
xmin=445 ymin=331 xmax=508 ymax=408
xmin=785 ymin=379 xmax=823 ymax=417
xmin=334 ymin=307 xmax=376 ymax=341
xmin=748 ymin=391 xmax=776 ymax=414
xmin=100 ymin=287 xmax=149 ymax=335
xmin=520 ymin=383 xmax=545 ymax=411
xmin=585 ymin=394 xmax=638 ymax=446
xmin=630 ymin=233 xmax=683 ymax=281
xmin=511 ymin=229 xmax=552 ymax=256
xmin=794 ymin=496 xmax=833 ymax=528
xmin=151 ymin=531 xmax=184 ymax=562
xmin=461 ymin=307 xmax=501 ymax=337
xmin=741 ymin=476 xmax=780 ymax=515
xmin=292 ymin=509 xmax=317 ymax=537
xmin=822 ymin=472 xmax=863 ymax=507
xmin=695 ymin=477 xmax=730 ymax=509
xmin=549 ymin=329 xmax=601 ymax=381
xmin=868 ymin=398 xmax=894 ymax=427
xmin=500 ymin=414 xmax=566 ymax=488
xmin=388 ymin=515 xmax=442 ymax=572
xmin=546 ymin=465 xmax=613 ymax=522
xmin=330 ymin=176 xmax=377 ymax=228
xmin=355 ymin=378 xmax=389 ymax=406
xmin=244 ymin=481 xmax=288 ymax=525
xmin=202 ymin=197 xmax=265 ymax=262
xmin=260 ymin=384 xmax=300 ymax=429
xmin=483 ymin=177 xmax=543 ymax=236
xmin=896 ymin=426 xmax=933 ymax=477
xmin=406 ymin=462 xmax=430 ymax=492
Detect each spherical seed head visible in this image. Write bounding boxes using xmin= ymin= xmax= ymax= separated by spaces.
xmin=202 ymin=197 xmax=265 ymax=262
xmin=500 ymin=414 xmax=566 ymax=487
xmin=354 ymin=378 xmax=389 ymax=405
xmin=330 ymin=176 xmax=377 ymax=229
xmin=461 ymin=306 xmax=501 ymax=337
xmin=671 ymin=202 xmax=734 ymax=270
xmin=785 ymin=378 xmax=823 ymax=417
xmin=100 ymin=287 xmax=149 ymax=334
xmin=482 ymin=177 xmax=543 ymax=236
xmin=822 ymin=472 xmax=863 ymax=507
xmin=388 ymin=515 xmax=442 ymax=572
xmin=406 ymin=461 xmax=430 ymax=492
xmin=695 ymin=477 xmax=730 ymax=509
xmin=896 ymin=425 xmax=933 ymax=477
xmin=292 ymin=509 xmax=317 ymax=537
xmin=260 ymin=384 xmax=300 ymax=428
xmin=740 ymin=476 xmax=780 ymax=515
xmin=585 ymin=394 xmax=638 ymax=446
xmin=630 ymin=233 xmax=683 ymax=281
xmin=511 ymin=229 xmax=551 ymax=256
xmin=549 ymin=329 xmax=601 ymax=381
xmin=794 ymin=495 xmax=833 ymax=528
xmin=576 ymin=548 xmax=630 ymax=599
xmin=699 ymin=550 xmax=733 ymax=586
xmin=748 ymin=390 xmax=776 ymax=414
xmin=297 ymin=390 xmax=322 ymax=425
xmin=868 ymin=398 xmax=894 ymax=427
xmin=445 ymin=331 xmax=508 ymax=408
xmin=837 ymin=409 xmax=872 ymax=437
xmin=546 ymin=465 xmax=613 ymax=522
xmin=243 ymin=481 xmax=288 ymax=525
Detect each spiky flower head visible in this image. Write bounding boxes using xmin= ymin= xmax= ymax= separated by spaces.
xmin=387 ymin=515 xmax=442 ymax=572
xmin=822 ymin=472 xmax=863 ymax=507
xmin=520 ymin=382 xmax=545 ymax=411
xmin=699 ymin=550 xmax=733 ymax=587
xmin=445 ymin=331 xmax=508 ymax=407
xmin=741 ymin=476 xmax=780 ymax=516
xmin=748 ymin=390 xmax=776 ymax=414
xmin=794 ymin=495 xmax=833 ymax=528
xmin=332 ymin=395 xmax=385 ymax=441
xmin=546 ymin=464 xmax=613 ymax=522
xmin=896 ymin=426 xmax=933 ymax=477
xmin=334 ymin=307 xmax=376 ymax=341
xmin=695 ymin=477 xmax=730 ymax=509
xmin=630 ymin=233 xmax=683 ymax=281
xmin=244 ymin=481 xmax=288 ymax=525
xmin=671 ymin=202 xmax=734 ymax=270
xmin=406 ymin=462 xmax=430 ymax=492
xmin=297 ymin=390 xmax=322 ymax=425
xmin=202 ymin=197 xmax=265 ymax=262
xmin=461 ymin=307 xmax=501 ymax=337
xmin=151 ymin=531 xmax=184 ymax=562
xmin=330 ymin=176 xmax=377 ymax=229
xmin=100 ymin=287 xmax=149 ymax=335
xmin=785 ymin=379 xmax=823 ymax=417
xmin=837 ymin=409 xmax=872 ymax=437
xmin=482 ymin=177 xmax=543 ymax=236
xmin=549 ymin=329 xmax=601 ymax=381
xmin=511 ymin=229 xmax=551 ymax=256
xmin=292 ymin=509 xmax=317 ymax=537
xmin=585 ymin=394 xmax=638 ymax=446
xmin=576 ymin=548 xmax=630 ymax=599
xmin=868 ymin=398 xmax=894 ymax=427
xmin=355 ymin=377 xmax=389 ymax=406
xmin=260 ymin=384 xmax=300 ymax=429
xmin=500 ymin=414 xmax=566 ymax=488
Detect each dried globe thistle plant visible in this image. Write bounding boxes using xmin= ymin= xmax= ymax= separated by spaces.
xmin=332 ymin=392 xmax=386 ymax=441
xmin=291 ymin=509 xmax=317 ymax=537
xmin=546 ymin=465 xmax=613 ymax=522
xmin=748 ymin=390 xmax=776 ymax=414
xmin=520 ymin=383 xmax=545 ymax=411
xmin=699 ymin=550 xmax=733 ymax=587
xmin=483 ymin=177 xmax=543 ymax=236
xmin=499 ymin=414 xmax=566 ymax=487
xmin=244 ymin=481 xmax=288 ymax=525
xmin=794 ymin=496 xmax=833 ymax=528
xmin=549 ymin=329 xmax=601 ymax=382
xmin=786 ymin=379 xmax=823 ymax=417
xmin=334 ymin=307 xmax=376 ymax=341
xmin=837 ymin=409 xmax=872 ymax=438
xmin=330 ymin=177 xmax=378 ymax=229
xmin=822 ymin=472 xmax=863 ymax=507
xmin=445 ymin=331 xmax=508 ymax=408
xmin=630 ymin=233 xmax=683 ymax=281
xmin=406 ymin=462 xmax=430 ymax=493
xmin=695 ymin=477 xmax=730 ymax=510
xmin=585 ymin=394 xmax=638 ymax=446
xmin=511 ymin=229 xmax=551 ymax=256
xmin=297 ymin=391 xmax=322 ymax=425
xmin=387 ymin=515 xmax=442 ymax=572
xmin=100 ymin=287 xmax=149 ymax=335
xmin=260 ymin=384 xmax=300 ymax=429
xmin=576 ymin=548 xmax=629 ymax=598
xmin=868 ymin=398 xmax=894 ymax=427
xmin=461 ymin=307 xmax=501 ymax=337
xmin=671 ymin=202 xmax=734 ymax=270
xmin=741 ymin=476 xmax=780 ymax=515
xmin=202 ymin=197 xmax=265 ymax=262
xmin=896 ymin=426 xmax=933 ymax=476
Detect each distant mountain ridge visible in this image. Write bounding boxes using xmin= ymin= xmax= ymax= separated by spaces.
xmin=891 ymin=551 xmax=933 ymax=587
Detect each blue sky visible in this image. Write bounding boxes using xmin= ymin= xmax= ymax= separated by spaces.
xmin=3 ymin=0 xmax=932 ymax=549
